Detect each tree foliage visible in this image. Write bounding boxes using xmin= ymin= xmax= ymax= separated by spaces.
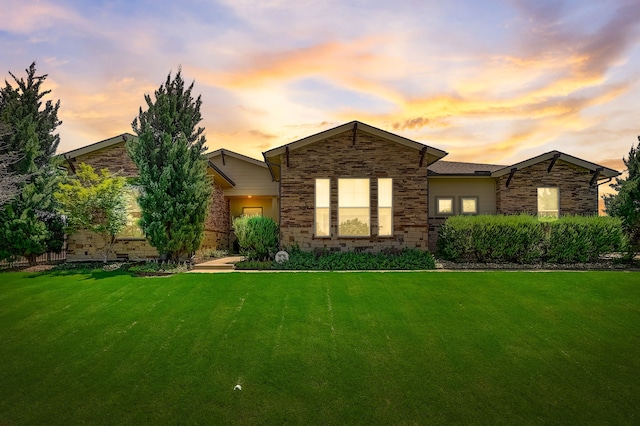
xmin=0 ymin=62 xmax=64 ymax=264
xmin=0 ymin=123 xmax=29 ymax=206
xmin=604 ymin=137 xmax=640 ymax=259
xmin=128 ymin=68 xmax=212 ymax=261
xmin=55 ymin=163 xmax=128 ymax=263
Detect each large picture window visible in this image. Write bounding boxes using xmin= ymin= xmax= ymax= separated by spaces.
xmin=315 ymin=179 xmax=331 ymax=237
xmin=338 ymin=178 xmax=370 ymax=236
xmin=537 ymin=187 xmax=559 ymax=218
xmin=378 ymin=178 xmax=393 ymax=236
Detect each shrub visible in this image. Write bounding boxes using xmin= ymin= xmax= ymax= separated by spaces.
xmin=438 ymin=215 xmax=544 ymax=263
xmin=437 ymin=214 xmax=625 ymax=264
xmin=546 ymin=216 xmax=624 ymax=263
xmin=272 ymin=247 xmax=436 ymax=270
xmin=233 ymin=216 xmax=279 ymax=260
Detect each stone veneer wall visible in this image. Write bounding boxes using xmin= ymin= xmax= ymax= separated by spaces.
xmin=71 ymin=142 xmax=138 ymax=177
xmin=496 ymin=159 xmax=598 ymax=215
xmin=200 ymin=181 xmax=230 ymax=251
xmin=67 ymin=142 xmax=230 ymax=260
xmin=279 ymin=129 xmax=429 ymax=252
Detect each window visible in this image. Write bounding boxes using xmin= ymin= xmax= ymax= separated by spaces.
xmin=460 ymin=197 xmax=478 ymax=215
xmin=378 ymin=178 xmax=393 ymax=236
xmin=537 ymin=187 xmax=559 ymax=218
xmin=242 ymin=207 xmax=263 ymax=216
xmin=436 ymin=197 xmax=454 ymax=215
xmin=315 ymin=179 xmax=330 ymax=237
xmin=118 ymin=187 xmax=145 ymax=239
xmin=338 ymin=178 xmax=370 ymax=236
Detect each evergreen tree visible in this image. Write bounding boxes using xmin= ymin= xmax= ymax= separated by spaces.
xmin=55 ymin=163 xmax=128 ymax=263
xmin=0 ymin=62 xmax=64 ymax=264
xmin=604 ymin=137 xmax=640 ymax=259
xmin=128 ymin=68 xmax=212 ymax=261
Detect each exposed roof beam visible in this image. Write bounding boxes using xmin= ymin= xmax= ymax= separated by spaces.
xmin=352 ymin=121 xmax=358 ymax=146
xmin=64 ymin=155 xmax=76 ymax=173
xmin=506 ymin=168 xmax=517 ymax=188
xmin=547 ymin=152 xmax=561 ymax=173
xmin=419 ymin=147 xmax=427 ymax=167
xmin=590 ymin=167 xmax=603 ymax=186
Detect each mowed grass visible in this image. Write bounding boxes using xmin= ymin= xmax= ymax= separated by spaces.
xmin=0 ymin=270 xmax=639 ymax=425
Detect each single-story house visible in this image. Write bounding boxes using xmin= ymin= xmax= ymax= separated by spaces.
xmin=60 ymin=121 xmax=619 ymax=260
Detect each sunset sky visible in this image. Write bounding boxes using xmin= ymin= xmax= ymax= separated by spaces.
xmin=2 ymin=0 xmax=639 ymax=174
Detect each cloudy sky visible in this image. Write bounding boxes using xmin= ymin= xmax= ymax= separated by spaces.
xmin=2 ymin=0 xmax=640 ymax=173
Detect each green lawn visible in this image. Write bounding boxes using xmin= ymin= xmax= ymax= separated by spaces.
xmin=0 ymin=270 xmax=638 ymax=425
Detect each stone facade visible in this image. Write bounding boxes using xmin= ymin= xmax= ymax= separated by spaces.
xmin=71 ymin=142 xmax=138 ymax=178
xmin=200 ymin=181 xmax=230 ymax=252
xmin=279 ymin=129 xmax=429 ymax=252
xmin=496 ymin=159 xmax=598 ymax=215
xmin=66 ymin=142 xmax=231 ymax=260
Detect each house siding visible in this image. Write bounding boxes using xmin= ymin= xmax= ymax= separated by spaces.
xmin=279 ymin=129 xmax=429 ymax=252
xmin=70 ymin=142 xmax=138 ymax=177
xmin=496 ymin=159 xmax=598 ymax=215
xmin=201 ymin=181 xmax=230 ymax=251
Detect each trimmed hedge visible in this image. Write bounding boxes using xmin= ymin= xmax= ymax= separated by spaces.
xmin=235 ymin=248 xmax=436 ymax=271
xmin=437 ymin=215 xmax=624 ymax=264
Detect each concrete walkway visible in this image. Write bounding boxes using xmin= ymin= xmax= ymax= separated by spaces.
xmin=190 ymin=256 xmax=244 ymax=273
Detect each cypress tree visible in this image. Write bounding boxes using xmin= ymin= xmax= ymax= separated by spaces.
xmin=0 ymin=62 xmax=64 ymax=264
xmin=128 ymin=68 xmax=212 ymax=261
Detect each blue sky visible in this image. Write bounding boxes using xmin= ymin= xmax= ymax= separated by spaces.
xmin=2 ymin=0 xmax=640 ymax=175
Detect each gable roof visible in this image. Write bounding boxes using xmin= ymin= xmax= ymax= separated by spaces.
xmin=206 ymin=148 xmax=267 ymax=168
xmin=59 ymin=133 xmax=136 ymax=159
xmin=491 ymin=150 xmax=620 ymax=180
xmin=262 ymin=120 xmax=448 ymax=181
xmin=428 ymin=161 xmax=505 ymax=176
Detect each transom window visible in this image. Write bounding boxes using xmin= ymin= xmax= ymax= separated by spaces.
xmin=338 ymin=178 xmax=370 ymax=236
xmin=538 ymin=187 xmax=559 ymax=218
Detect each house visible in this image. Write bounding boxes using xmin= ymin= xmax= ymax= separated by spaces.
xmin=60 ymin=134 xmax=276 ymax=261
xmin=60 ymin=121 xmax=619 ymax=260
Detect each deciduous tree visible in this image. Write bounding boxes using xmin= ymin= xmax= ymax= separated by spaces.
xmin=56 ymin=163 xmax=128 ymax=263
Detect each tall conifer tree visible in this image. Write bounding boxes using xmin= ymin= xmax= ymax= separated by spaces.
xmin=128 ymin=68 xmax=212 ymax=261
xmin=0 ymin=62 xmax=64 ymax=264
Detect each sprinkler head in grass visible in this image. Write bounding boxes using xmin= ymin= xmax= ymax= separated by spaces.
xmin=234 ymin=385 xmax=242 ymax=391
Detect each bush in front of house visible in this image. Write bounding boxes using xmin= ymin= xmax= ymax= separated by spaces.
xmin=546 ymin=216 xmax=625 ymax=263
xmin=437 ymin=214 xmax=625 ymax=264
xmin=437 ymin=215 xmax=544 ymax=263
xmin=232 ymin=216 xmax=279 ymax=260
xmin=265 ymin=247 xmax=436 ymax=270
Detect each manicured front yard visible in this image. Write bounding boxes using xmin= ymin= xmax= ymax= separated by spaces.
xmin=0 ymin=270 xmax=638 ymax=424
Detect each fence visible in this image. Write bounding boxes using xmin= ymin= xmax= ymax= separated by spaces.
xmin=0 ymin=247 xmax=67 ymax=269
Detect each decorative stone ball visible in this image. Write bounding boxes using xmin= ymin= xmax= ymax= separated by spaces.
xmin=275 ymin=250 xmax=290 ymax=263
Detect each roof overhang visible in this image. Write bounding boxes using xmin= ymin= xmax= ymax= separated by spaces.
xmin=206 ymin=148 xmax=268 ymax=169
xmin=207 ymin=160 xmax=235 ymax=188
xmin=491 ymin=150 xmax=620 ymax=180
xmin=58 ymin=133 xmax=137 ymax=159
xmin=262 ymin=121 xmax=448 ymax=181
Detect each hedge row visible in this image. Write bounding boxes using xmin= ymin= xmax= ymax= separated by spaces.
xmin=235 ymin=248 xmax=436 ymax=271
xmin=437 ymin=215 xmax=624 ymax=263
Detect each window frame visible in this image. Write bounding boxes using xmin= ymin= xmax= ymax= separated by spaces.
xmin=435 ymin=196 xmax=455 ymax=216
xmin=242 ymin=207 xmax=263 ymax=217
xmin=460 ymin=196 xmax=479 ymax=215
xmin=314 ymin=178 xmax=331 ymax=238
xmin=116 ymin=186 xmax=146 ymax=241
xmin=537 ymin=187 xmax=560 ymax=219
xmin=377 ymin=178 xmax=393 ymax=237
xmin=338 ymin=178 xmax=371 ymax=237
